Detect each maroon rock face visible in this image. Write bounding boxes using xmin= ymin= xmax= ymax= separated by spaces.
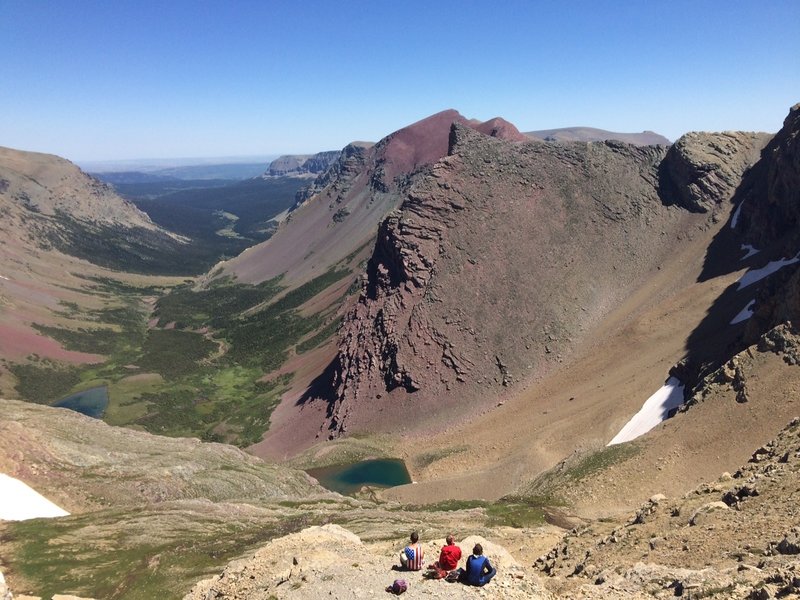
xmin=322 ymin=103 xmax=800 ymax=440
xmin=369 ymin=110 xmax=529 ymax=188
xmin=326 ymin=124 xmax=692 ymax=437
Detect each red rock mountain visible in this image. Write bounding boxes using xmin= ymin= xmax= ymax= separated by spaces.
xmin=214 ymin=110 xmax=528 ymax=289
xmin=324 ymin=122 xmax=771 ymax=438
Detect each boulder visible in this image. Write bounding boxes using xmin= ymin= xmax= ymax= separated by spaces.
xmin=660 ymin=131 xmax=770 ymax=213
xmin=689 ymin=501 xmax=729 ymax=526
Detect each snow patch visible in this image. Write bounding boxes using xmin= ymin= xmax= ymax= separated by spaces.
xmin=740 ymin=244 xmax=760 ymax=260
xmin=608 ymin=377 xmax=685 ymax=445
xmin=271 ymin=208 xmax=291 ymax=224
xmin=730 ymin=300 xmax=756 ymax=325
xmin=0 ymin=274 xmax=8 ymax=280
xmin=731 ymin=202 xmax=743 ymax=229
xmin=737 ymin=254 xmax=800 ymax=290
xmin=0 ymin=473 xmax=69 ymax=521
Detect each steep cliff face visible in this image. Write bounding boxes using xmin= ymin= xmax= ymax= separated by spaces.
xmin=218 ymin=111 xmax=536 ymax=457
xmin=736 ymin=104 xmax=800 ymax=249
xmin=329 ymin=125 xmax=701 ymax=436
xmin=326 ymin=120 xmax=778 ymax=437
xmin=292 ymin=142 xmax=373 ymax=206
xmin=731 ymin=105 xmax=800 ymax=347
xmin=264 ymin=150 xmax=341 ymax=177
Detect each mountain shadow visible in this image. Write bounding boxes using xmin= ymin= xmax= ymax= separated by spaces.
xmin=680 ymin=104 xmax=800 ymax=388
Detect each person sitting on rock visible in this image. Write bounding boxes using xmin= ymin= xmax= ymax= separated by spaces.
xmin=399 ymin=531 xmax=424 ymax=571
xmin=461 ymin=543 xmax=496 ymax=586
xmin=427 ymin=534 xmax=462 ymax=578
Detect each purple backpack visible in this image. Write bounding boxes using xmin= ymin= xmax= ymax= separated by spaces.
xmin=387 ymin=579 xmax=407 ymax=594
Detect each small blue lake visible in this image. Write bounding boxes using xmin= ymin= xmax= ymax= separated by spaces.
xmin=53 ymin=386 xmax=109 ymax=418
xmin=306 ymin=458 xmax=412 ymax=495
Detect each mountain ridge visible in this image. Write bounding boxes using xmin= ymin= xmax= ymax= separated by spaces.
xmin=212 ymin=109 xmax=531 ymax=290
xmin=0 ymin=146 xmax=190 ymax=396
xmin=526 ymin=126 xmax=670 ymax=146
xmin=262 ymin=150 xmax=341 ymax=178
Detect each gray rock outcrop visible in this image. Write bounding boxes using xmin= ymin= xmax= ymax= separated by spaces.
xmin=659 ymin=131 xmax=770 ymax=213
xmin=293 ymin=142 xmax=373 ymax=206
xmin=264 ymin=151 xmax=341 ymax=177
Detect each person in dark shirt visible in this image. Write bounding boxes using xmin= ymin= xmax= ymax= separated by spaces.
xmin=461 ymin=543 xmax=496 ymax=586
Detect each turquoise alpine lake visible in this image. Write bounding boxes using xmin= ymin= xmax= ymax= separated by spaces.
xmin=306 ymin=459 xmax=412 ymax=495
xmin=53 ymin=386 xmax=109 ymax=418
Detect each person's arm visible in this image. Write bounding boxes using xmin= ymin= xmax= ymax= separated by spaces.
xmin=483 ymin=557 xmax=496 ymax=576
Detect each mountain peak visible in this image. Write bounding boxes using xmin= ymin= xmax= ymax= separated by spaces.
xmin=474 ymin=116 xmax=530 ymax=142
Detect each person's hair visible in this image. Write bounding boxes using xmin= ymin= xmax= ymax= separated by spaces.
xmin=410 ymin=531 xmax=419 ymax=543
xmin=446 ymin=534 xmax=455 ymax=545
xmin=472 ymin=543 xmax=483 ymax=556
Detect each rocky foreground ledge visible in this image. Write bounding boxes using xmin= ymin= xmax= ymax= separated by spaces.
xmin=183 ymin=524 xmax=551 ymax=599
xmin=185 ymin=417 xmax=800 ymax=600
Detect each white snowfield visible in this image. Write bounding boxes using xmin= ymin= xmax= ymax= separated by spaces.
xmin=737 ymin=254 xmax=800 ymax=290
xmin=0 ymin=473 xmax=69 ymax=521
xmin=731 ymin=299 xmax=756 ymax=325
xmin=740 ymin=244 xmax=760 ymax=260
xmin=608 ymin=377 xmax=686 ymax=446
xmin=731 ymin=202 xmax=743 ymax=229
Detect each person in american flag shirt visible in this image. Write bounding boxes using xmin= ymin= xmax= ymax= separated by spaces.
xmin=398 ymin=531 xmax=425 ymax=570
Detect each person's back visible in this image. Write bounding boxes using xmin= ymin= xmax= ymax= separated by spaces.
xmin=404 ymin=542 xmax=424 ymax=571
xmin=437 ymin=536 xmax=462 ymax=571
xmin=464 ymin=543 xmax=496 ymax=586
xmin=399 ymin=531 xmax=425 ymax=571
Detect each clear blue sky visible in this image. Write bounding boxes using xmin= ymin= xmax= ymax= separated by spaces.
xmin=2 ymin=0 xmax=798 ymax=161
